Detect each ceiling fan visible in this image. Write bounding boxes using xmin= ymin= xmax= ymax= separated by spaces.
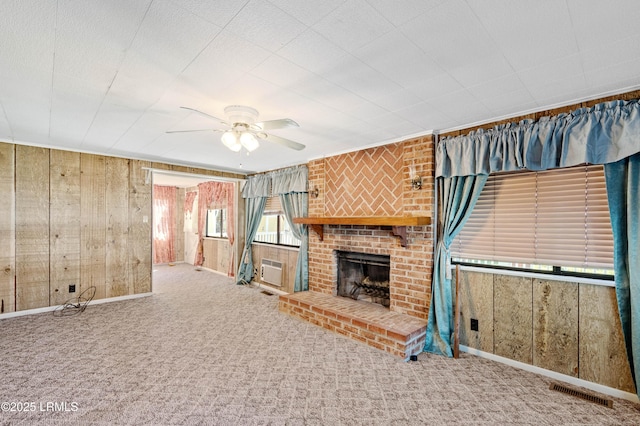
xmin=167 ymin=105 xmax=305 ymax=152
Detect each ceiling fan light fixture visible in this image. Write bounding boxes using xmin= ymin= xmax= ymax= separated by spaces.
xmin=240 ymin=131 xmax=259 ymax=152
xmin=221 ymin=131 xmax=241 ymax=152
xmin=173 ymin=105 xmax=305 ymax=152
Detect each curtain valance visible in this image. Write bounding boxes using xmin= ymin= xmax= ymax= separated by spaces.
xmin=198 ymin=181 xmax=233 ymax=207
xmin=242 ymin=165 xmax=308 ymax=198
xmin=242 ymin=173 xmax=271 ymax=198
xmin=436 ymin=99 xmax=640 ymax=178
xmin=272 ymin=165 xmax=308 ymax=195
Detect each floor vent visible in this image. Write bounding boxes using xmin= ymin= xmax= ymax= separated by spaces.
xmin=261 ymin=290 xmax=274 ymax=296
xmin=549 ymin=383 xmax=613 ymax=408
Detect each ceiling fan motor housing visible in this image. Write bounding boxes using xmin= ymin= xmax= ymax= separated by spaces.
xmin=224 ymin=105 xmax=259 ymax=125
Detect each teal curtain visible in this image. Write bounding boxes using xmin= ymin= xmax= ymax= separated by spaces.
xmin=271 ymin=165 xmax=308 ymax=194
xmin=237 ymin=166 xmax=309 ymax=288
xmin=236 ymin=174 xmax=270 ymax=285
xmin=604 ymin=152 xmax=640 ymax=393
xmin=272 ymin=166 xmax=309 ymax=292
xmin=437 ymin=99 xmax=640 ymax=178
xmin=236 ymin=197 xmax=266 ymax=285
xmin=424 ymin=175 xmax=487 ymax=356
xmin=280 ymin=192 xmax=309 ymax=291
xmin=433 ymin=96 xmax=640 ymax=397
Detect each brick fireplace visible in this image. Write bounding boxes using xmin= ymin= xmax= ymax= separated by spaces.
xmin=279 ymin=136 xmax=435 ymax=359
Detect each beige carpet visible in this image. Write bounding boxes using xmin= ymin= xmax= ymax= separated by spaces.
xmin=0 ymin=263 xmax=639 ymax=425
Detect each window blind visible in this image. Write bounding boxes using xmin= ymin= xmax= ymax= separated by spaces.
xmin=452 ymin=164 xmax=614 ymax=269
xmin=264 ymin=195 xmax=282 ymax=214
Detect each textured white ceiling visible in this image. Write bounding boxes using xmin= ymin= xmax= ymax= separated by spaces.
xmin=2 ymin=0 xmax=640 ymax=174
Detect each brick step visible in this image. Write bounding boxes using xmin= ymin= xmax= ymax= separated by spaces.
xmin=279 ymin=291 xmax=427 ymax=360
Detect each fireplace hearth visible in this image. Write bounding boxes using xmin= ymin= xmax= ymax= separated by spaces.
xmin=336 ymin=250 xmax=391 ymax=307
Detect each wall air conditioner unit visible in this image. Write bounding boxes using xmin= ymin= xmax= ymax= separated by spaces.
xmin=260 ymin=259 xmax=283 ymax=286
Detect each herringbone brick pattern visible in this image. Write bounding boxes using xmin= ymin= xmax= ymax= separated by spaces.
xmin=324 ymin=143 xmax=403 ymax=216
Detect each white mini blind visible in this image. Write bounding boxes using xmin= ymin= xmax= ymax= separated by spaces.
xmin=452 ymin=164 xmax=614 ymax=269
xmin=264 ymin=195 xmax=283 ymax=214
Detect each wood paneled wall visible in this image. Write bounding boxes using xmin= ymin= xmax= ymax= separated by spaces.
xmin=458 ymin=269 xmax=635 ymax=393
xmin=50 ymin=150 xmax=81 ymax=306
xmin=0 ymin=144 xmax=15 ymax=314
xmin=4 ymin=145 xmax=152 ymax=311
xmin=16 ymin=146 xmax=50 ymax=310
xmin=251 ymin=244 xmax=299 ymax=294
xmin=105 ymin=157 xmax=131 ymax=298
xmin=0 ymin=142 xmax=244 ymax=313
xmin=202 ymin=238 xmax=231 ymax=276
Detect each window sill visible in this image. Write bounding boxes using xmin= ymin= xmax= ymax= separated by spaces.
xmin=455 ymin=265 xmax=615 ymax=287
xmin=204 ymin=236 xmax=228 ymax=241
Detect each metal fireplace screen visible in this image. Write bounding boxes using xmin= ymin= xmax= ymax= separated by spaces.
xmin=336 ymin=250 xmax=391 ymax=307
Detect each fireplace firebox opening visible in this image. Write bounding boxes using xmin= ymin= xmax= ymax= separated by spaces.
xmin=335 ymin=250 xmax=391 ymax=308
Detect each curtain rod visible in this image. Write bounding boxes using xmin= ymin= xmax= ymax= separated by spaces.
xmin=439 ymin=89 xmax=640 ymax=140
xmin=142 ymin=167 xmax=245 ymax=183
xmin=245 ymin=163 xmax=308 ymax=178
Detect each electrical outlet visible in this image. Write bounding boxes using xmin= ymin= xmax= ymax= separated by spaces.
xmin=470 ymin=318 xmax=479 ymax=331
xmin=69 ymin=284 xmax=76 ymax=293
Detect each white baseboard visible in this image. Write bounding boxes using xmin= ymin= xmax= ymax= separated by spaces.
xmin=460 ymin=345 xmax=639 ymax=403
xmin=193 ymin=265 xmax=231 ymax=277
xmin=0 ymin=292 xmax=153 ymax=320
xmin=153 ymin=261 xmax=187 ymax=266
xmin=89 ymin=292 xmax=152 ymax=305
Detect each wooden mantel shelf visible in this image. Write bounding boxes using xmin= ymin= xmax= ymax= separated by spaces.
xmin=293 ymin=216 xmax=431 ymax=247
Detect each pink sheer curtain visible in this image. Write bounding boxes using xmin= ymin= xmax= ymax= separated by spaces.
xmin=153 ymin=185 xmax=177 ymax=264
xmin=184 ymin=191 xmax=197 ymax=214
xmin=194 ymin=181 xmax=235 ymax=277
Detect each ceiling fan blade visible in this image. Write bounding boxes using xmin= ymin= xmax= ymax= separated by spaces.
xmin=253 ymin=118 xmax=299 ymax=131
xmin=258 ymin=133 xmax=305 ymax=151
xmin=180 ymin=106 xmax=228 ymax=125
xmin=165 ymin=129 xmax=220 ymax=134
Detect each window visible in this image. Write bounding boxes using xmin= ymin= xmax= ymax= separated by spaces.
xmin=206 ymin=208 xmax=227 ymax=238
xmin=254 ymin=196 xmax=300 ymax=247
xmin=452 ymin=164 xmax=614 ymax=278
